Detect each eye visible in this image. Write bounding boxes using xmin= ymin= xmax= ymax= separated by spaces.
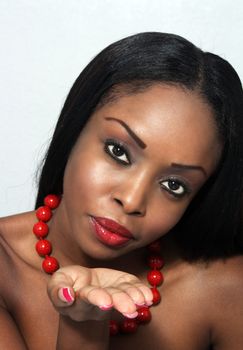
xmin=104 ymin=139 xmax=131 ymax=165
xmin=159 ymin=178 xmax=190 ymax=198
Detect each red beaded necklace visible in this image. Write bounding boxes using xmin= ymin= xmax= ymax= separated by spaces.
xmin=33 ymin=194 xmax=164 ymax=335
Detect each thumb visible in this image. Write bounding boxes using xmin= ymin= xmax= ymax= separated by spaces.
xmin=58 ymin=286 xmax=75 ymax=304
xmin=47 ymin=269 xmax=76 ymax=308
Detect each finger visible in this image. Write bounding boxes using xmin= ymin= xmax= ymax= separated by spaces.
xmin=132 ymin=282 xmax=154 ymax=306
xmin=117 ymin=282 xmax=147 ymax=306
xmin=115 ymin=281 xmax=153 ymax=306
xmin=49 ymin=286 xmax=76 ymax=309
xmin=78 ymin=285 xmax=138 ymax=317
xmin=105 ymin=287 xmax=138 ymax=316
xmin=47 ymin=265 xmax=94 ymax=307
xmin=47 ymin=270 xmax=76 ymax=308
xmin=106 ymin=272 xmax=153 ymax=305
xmin=58 ymin=287 xmax=75 ymax=304
xmin=77 ymin=285 xmax=113 ymax=310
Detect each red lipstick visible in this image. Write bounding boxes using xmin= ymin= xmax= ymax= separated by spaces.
xmin=90 ymin=216 xmax=134 ymax=247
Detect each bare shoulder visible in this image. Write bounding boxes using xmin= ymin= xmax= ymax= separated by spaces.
xmin=0 ymin=211 xmax=36 ymax=248
xmin=0 ymin=211 xmax=35 ymax=237
xmin=0 ymin=214 xmax=35 ymax=348
xmin=0 ymin=213 xmax=23 ymax=263
xmin=0 ymin=212 xmax=36 ymax=289
xmin=201 ymin=255 xmax=243 ymax=292
xmin=188 ymin=255 xmax=243 ymax=310
xmin=166 ymin=256 xmax=243 ymax=349
xmin=198 ymin=256 xmax=243 ymax=349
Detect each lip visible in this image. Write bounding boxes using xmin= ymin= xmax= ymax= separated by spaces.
xmin=90 ymin=216 xmax=134 ymax=247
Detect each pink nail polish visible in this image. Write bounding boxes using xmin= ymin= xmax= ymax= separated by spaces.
xmin=99 ymin=304 xmax=113 ymax=311
xmin=58 ymin=287 xmax=74 ymax=303
xmin=123 ymin=311 xmax=138 ymax=319
xmin=135 ymin=302 xmax=146 ymax=306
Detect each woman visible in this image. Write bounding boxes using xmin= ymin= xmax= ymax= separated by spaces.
xmin=0 ymin=32 xmax=243 ymax=349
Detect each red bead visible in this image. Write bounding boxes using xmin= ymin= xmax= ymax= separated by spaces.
xmin=147 ymin=240 xmax=161 ymax=254
xmin=33 ymin=221 xmax=49 ymax=238
xmin=44 ymin=194 xmax=61 ymax=209
xmin=120 ymin=318 xmax=138 ymax=334
xmin=148 ymin=255 xmax=164 ymax=270
xmin=151 ymin=287 xmax=161 ymax=305
xmin=109 ymin=320 xmax=119 ymax=336
xmin=36 ymin=206 xmax=52 ymax=222
xmin=36 ymin=239 xmax=52 ymax=256
xmin=147 ymin=270 xmax=164 ymax=286
xmin=42 ymin=256 xmax=59 ymax=274
xmin=136 ymin=306 xmax=151 ymax=324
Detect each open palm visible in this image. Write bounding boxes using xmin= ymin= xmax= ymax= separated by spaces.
xmin=47 ymin=265 xmax=153 ymax=321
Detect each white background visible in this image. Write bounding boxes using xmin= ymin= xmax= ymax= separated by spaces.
xmin=0 ymin=0 xmax=242 ymax=216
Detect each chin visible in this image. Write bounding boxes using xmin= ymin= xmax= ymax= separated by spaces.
xmin=83 ymin=242 xmax=132 ymax=263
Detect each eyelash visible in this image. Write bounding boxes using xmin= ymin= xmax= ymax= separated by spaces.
xmin=159 ymin=178 xmax=191 ymax=198
xmin=104 ymin=139 xmax=131 ymax=165
xmin=104 ymin=139 xmax=192 ymax=199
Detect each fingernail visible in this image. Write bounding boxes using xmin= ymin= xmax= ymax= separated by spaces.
xmin=135 ymin=302 xmax=146 ymax=307
xmin=58 ymin=287 xmax=74 ymax=303
xmin=123 ymin=311 xmax=138 ymax=319
xmin=99 ymin=304 xmax=113 ymax=311
xmin=146 ymin=300 xmax=153 ymax=306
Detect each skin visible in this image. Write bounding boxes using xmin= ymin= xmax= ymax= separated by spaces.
xmin=1 ymin=84 xmax=243 ymax=349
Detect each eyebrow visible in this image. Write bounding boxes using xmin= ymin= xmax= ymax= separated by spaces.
xmin=171 ymin=163 xmax=207 ymax=177
xmin=105 ymin=117 xmax=147 ymax=149
xmin=104 ymin=117 xmax=207 ymax=176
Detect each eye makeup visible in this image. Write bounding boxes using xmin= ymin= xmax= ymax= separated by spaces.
xmin=104 ymin=138 xmax=131 ymax=165
xmin=105 ymin=117 xmax=147 ymax=149
xmin=159 ymin=176 xmax=192 ymax=199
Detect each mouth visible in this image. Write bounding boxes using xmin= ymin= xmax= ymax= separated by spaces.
xmin=90 ymin=216 xmax=134 ymax=247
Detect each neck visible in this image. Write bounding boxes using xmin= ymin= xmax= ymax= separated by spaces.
xmin=47 ymin=202 xmax=94 ymax=267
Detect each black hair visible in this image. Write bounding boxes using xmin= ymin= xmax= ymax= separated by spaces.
xmin=36 ymin=32 xmax=243 ymax=261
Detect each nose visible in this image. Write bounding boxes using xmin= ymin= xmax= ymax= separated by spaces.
xmin=111 ymin=172 xmax=150 ymax=217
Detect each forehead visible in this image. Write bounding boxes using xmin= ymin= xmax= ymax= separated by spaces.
xmin=90 ymin=84 xmax=222 ymax=173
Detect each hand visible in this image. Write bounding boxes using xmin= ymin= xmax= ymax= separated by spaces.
xmin=47 ymin=265 xmax=153 ymax=322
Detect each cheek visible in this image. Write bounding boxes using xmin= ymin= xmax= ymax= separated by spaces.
xmin=144 ymin=200 xmax=189 ymax=242
xmin=63 ymin=149 xmax=114 ymax=208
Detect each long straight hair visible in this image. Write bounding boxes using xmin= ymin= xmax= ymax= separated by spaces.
xmin=36 ymin=32 xmax=243 ymax=261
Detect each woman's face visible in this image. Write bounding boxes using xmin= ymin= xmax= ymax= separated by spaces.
xmin=61 ymin=84 xmax=222 ymax=260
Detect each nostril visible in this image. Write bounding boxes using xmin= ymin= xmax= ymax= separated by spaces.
xmin=113 ymin=196 xmax=145 ymax=216
xmin=114 ymin=198 xmax=123 ymax=206
xmin=129 ymin=210 xmax=143 ymax=217
xmin=133 ymin=211 xmax=142 ymax=216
